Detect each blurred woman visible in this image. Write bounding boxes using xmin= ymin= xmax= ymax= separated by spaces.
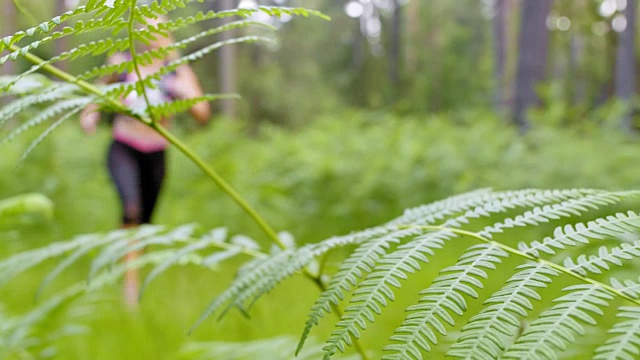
xmin=80 ymin=16 xmax=211 ymax=306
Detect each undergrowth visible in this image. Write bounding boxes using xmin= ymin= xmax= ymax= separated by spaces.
xmin=2 ymin=1 xmax=640 ymax=359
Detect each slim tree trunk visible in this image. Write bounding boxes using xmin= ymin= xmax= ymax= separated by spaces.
xmin=219 ymin=0 xmax=237 ymax=120
xmin=616 ymin=0 xmax=637 ymax=131
xmin=406 ymin=0 xmax=420 ymax=73
xmin=512 ymin=0 xmax=553 ymax=131
xmin=352 ymin=19 xmax=364 ymax=69
xmin=389 ymin=0 xmax=402 ymax=95
xmin=493 ymin=0 xmax=508 ymax=111
xmin=2 ymin=0 xmax=16 ymax=76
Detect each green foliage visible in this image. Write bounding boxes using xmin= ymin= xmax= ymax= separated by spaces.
xmin=3 ymin=189 xmax=640 ymax=359
xmin=0 ymin=193 xmax=53 ymax=223
xmin=3 ymin=0 xmax=640 ymax=359
xmin=178 ymin=336 xmax=360 ymax=360
xmin=0 ymin=223 xmax=261 ymax=359
xmin=193 ymin=189 xmax=640 ymax=359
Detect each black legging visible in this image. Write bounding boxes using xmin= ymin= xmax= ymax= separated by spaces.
xmin=107 ymin=140 xmax=166 ymax=225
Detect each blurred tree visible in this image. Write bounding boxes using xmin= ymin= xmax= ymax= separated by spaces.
xmin=389 ymin=0 xmax=402 ymax=102
xmin=406 ymin=0 xmax=419 ymax=73
xmin=492 ymin=0 xmax=510 ymax=112
xmin=615 ymin=0 xmax=637 ymax=130
xmin=2 ymin=0 xmax=16 ymax=76
xmin=513 ymin=0 xmax=553 ymax=131
xmin=219 ymin=0 xmax=238 ymax=120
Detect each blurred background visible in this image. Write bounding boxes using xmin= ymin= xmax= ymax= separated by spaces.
xmin=2 ymin=0 xmax=640 ymax=239
xmin=2 ymin=0 xmax=640 ymax=359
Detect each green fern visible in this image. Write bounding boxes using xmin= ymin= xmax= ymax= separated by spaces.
xmin=4 ymin=1 xmax=640 ymax=359
xmin=0 ymin=193 xmax=53 ymax=221
xmin=214 ymin=188 xmax=640 ymax=359
xmin=3 ymin=188 xmax=640 ymax=358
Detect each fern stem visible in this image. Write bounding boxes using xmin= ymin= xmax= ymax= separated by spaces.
xmin=127 ymin=0 xmax=155 ymax=124
xmin=149 ymin=122 xmax=284 ymax=247
xmin=402 ymin=225 xmax=640 ymax=307
xmin=6 ymin=44 xmax=130 ymax=115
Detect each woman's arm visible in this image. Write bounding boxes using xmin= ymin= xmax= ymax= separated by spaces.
xmin=80 ymin=103 xmax=101 ymax=134
xmin=173 ymin=64 xmax=211 ymax=124
xmin=79 ymin=53 xmax=128 ymax=134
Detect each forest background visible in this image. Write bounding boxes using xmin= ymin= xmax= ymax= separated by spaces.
xmin=2 ymin=0 xmax=640 ymax=359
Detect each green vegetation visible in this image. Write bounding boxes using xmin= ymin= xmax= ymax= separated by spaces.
xmin=4 ymin=114 xmax=640 ymax=359
xmin=2 ymin=0 xmax=640 ymax=359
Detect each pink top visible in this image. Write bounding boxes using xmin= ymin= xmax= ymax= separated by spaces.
xmin=113 ymin=62 xmax=176 ymax=153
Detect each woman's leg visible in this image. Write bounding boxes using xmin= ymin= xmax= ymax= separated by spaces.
xmin=139 ymin=150 xmax=166 ymax=224
xmin=107 ymin=141 xmax=143 ymax=225
xmin=107 ymin=141 xmax=143 ymax=307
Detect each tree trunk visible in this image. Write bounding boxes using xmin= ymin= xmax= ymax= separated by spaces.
xmin=389 ymin=0 xmax=402 ymax=97
xmin=616 ymin=0 xmax=637 ymax=131
xmin=493 ymin=0 xmax=508 ymax=112
xmin=2 ymin=0 xmax=16 ymax=76
xmin=512 ymin=0 xmax=553 ymax=131
xmin=219 ymin=0 xmax=237 ymax=120
xmin=406 ymin=0 xmax=420 ymax=73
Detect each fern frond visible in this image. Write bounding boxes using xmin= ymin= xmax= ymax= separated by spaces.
xmin=32 ymin=225 xmax=169 ymax=297
xmin=0 ymin=193 xmax=53 ymax=220
xmin=150 ymin=94 xmax=239 ymax=118
xmin=296 ymin=228 xmax=424 ymax=355
xmin=446 ymin=237 xmax=640 ymax=359
xmin=4 ymin=243 xmax=200 ymax=353
xmin=134 ymin=0 xmax=191 ymax=18
xmin=502 ymin=284 xmax=613 ymax=359
xmin=380 ymin=244 xmax=507 ymax=360
xmin=312 ymin=189 xmax=580 ymax=257
xmin=0 ymin=21 xmax=128 ymax=65
xmin=563 ymin=241 xmax=640 ymax=277
xmin=224 ymin=242 xmax=318 ymax=311
xmin=80 ymin=35 xmax=274 ymax=102
xmin=389 ymin=188 xmax=492 ymax=225
xmin=0 ymin=6 xmax=89 ymax=53
xmin=301 ymin=189 xmax=547 ymax=353
xmin=35 ymin=230 xmax=136 ymax=298
xmin=403 ymin=188 xmax=598 ymax=226
xmin=52 ymin=18 xmax=269 ymax=80
xmin=475 ymin=191 xmax=627 ymax=240
xmin=0 ymin=83 xmax=77 ymax=129
xmin=358 ymin=190 xmax=616 ymax=359
xmin=202 ymin=234 xmax=263 ymax=267
xmin=319 ymin=229 xmax=450 ymax=360
xmin=447 ymin=212 xmax=640 ymax=359
xmin=0 ymin=233 xmax=100 ymax=287
xmin=594 ymin=306 xmax=640 ymax=360
xmin=446 ymin=262 xmax=558 ymax=360
xmin=86 ymin=224 xmax=191 ymax=282
xmin=1 ymin=39 xmax=130 ymax=94
xmin=16 ymin=107 xmax=84 ymax=166
xmin=298 ymin=189 xmax=611 ymax=355
xmin=190 ymin=248 xmax=296 ymax=333
xmin=0 ymin=98 xmax=91 ymax=146
xmin=520 ymin=211 xmax=640 ymax=257
xmin=139 ymin=228 xmax=234 ymax=298
xmin=257 ymin=6 xmax=331 ymax=21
